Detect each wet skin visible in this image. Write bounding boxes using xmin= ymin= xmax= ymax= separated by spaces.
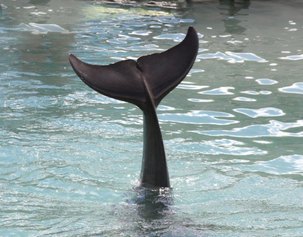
xmin=69 ymin=27 xmax=199 ymax=188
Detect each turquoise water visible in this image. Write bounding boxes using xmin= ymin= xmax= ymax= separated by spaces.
xmin=1 ymin=0 xmax=303 ymax=236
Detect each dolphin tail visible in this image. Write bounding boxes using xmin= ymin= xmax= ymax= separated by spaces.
xmin=68 ymin=27 xmax=199 ymax=110
xmin=69 ymin=27 xmax=199 ymax=188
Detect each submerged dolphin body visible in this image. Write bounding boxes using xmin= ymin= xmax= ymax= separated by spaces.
xmin=69 ymin=27 xmax=199 ymax=188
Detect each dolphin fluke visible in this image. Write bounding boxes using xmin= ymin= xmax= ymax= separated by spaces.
xmin=136 ymin=26 xmax=198 ymax=107
xmin=69 ymin=27 xmax=199 ymax=188
xmin=69 ymin=55 xmax=146 ymax=108
xmin=69 ymin=27 xmax=198 ymax=109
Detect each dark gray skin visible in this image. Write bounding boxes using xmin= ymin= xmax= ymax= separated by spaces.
xmin=69 ymin=27 xmax=199 ymax=188
xmin=141 ymin=85 xmax=169 ymax=187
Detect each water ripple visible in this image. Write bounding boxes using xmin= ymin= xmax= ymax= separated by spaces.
xmin=199 ymin=87 xmax=234 ymax=95
xmin=153 ymin=33 xmax=186 ymax=42
xmin=159 ymin=110 xmax=238 ymax=125
xmin=279 ymin=54 xmax=303 ymax=61
xmin=177 ymin=83 xmax=208 ymax=90
xmin=255 ymin=78 xmax=278 ymax=85
xmin=129 ymin=30 xmax=152 ymax=36
xmin=241 ymin=90 xmax=272 ymax=95
xmin=17 ymin=23 xmax=69 ymax=34
xmin=193 ymin=120 xmax=303 ymax=138
xmin=279 ymin=82 xmax=303 ymax=95
xmin=233 ymin=97 xmax=256 ymax=102
xmin=171 ymin=139 xmax=267 ymax=156
xmin=233 ymin=107 xmax=285 ymax=118
xmin=198 ymin=51 xmax=267 ymax=63
xmin=252 ymin=155 xmax=303 ymax=175
xmin=187 ymin=98 xmax=214 ymax=103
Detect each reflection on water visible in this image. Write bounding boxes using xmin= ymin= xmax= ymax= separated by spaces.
xmin=219 ymin=0 xmax=250 ymax=16
xmin=1 ymin=0 xmax=303 ymax=236
xmin=219 ymin=0 xmax=250 ymax=34
xmin=132 ymin=187 xmax=173 ymax=221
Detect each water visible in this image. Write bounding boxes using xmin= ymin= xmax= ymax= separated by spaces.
xmin=1 ymin=0 xmax=303 ymax=236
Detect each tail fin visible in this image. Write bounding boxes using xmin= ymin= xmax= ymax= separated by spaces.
xmin=69 ymin=27 xmax=199 ymax=110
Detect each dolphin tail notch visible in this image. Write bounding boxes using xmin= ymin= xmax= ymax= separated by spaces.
xmin=68 ymin=27 xmax=199 ymax=110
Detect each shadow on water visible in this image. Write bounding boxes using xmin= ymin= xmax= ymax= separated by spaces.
xmin=219 ymin=0 xmax=250 ymax=16
xmin=125 ymin=187 xmax=207 ymax=237
xmin=118 ymin=187 xmax=167 ymax=236
xmin=127 ymin=187 xmax=178 ymax=236
xmin=133 ymin=186 xmax=173 ymax=221
xmin=29 ymin=0 xmax=51 ymax=5
xmin=219 ymin=0 xmax=250 ymax=34
xmin=188 ymin=0 xmax=250 ymax=35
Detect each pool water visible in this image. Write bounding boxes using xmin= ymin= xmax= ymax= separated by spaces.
xmin=1 ymin=0 xmax=303 ymax=236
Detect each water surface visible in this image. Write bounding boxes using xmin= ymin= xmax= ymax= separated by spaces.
xmin=1 ymin=0 xmax=303 ymax=236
